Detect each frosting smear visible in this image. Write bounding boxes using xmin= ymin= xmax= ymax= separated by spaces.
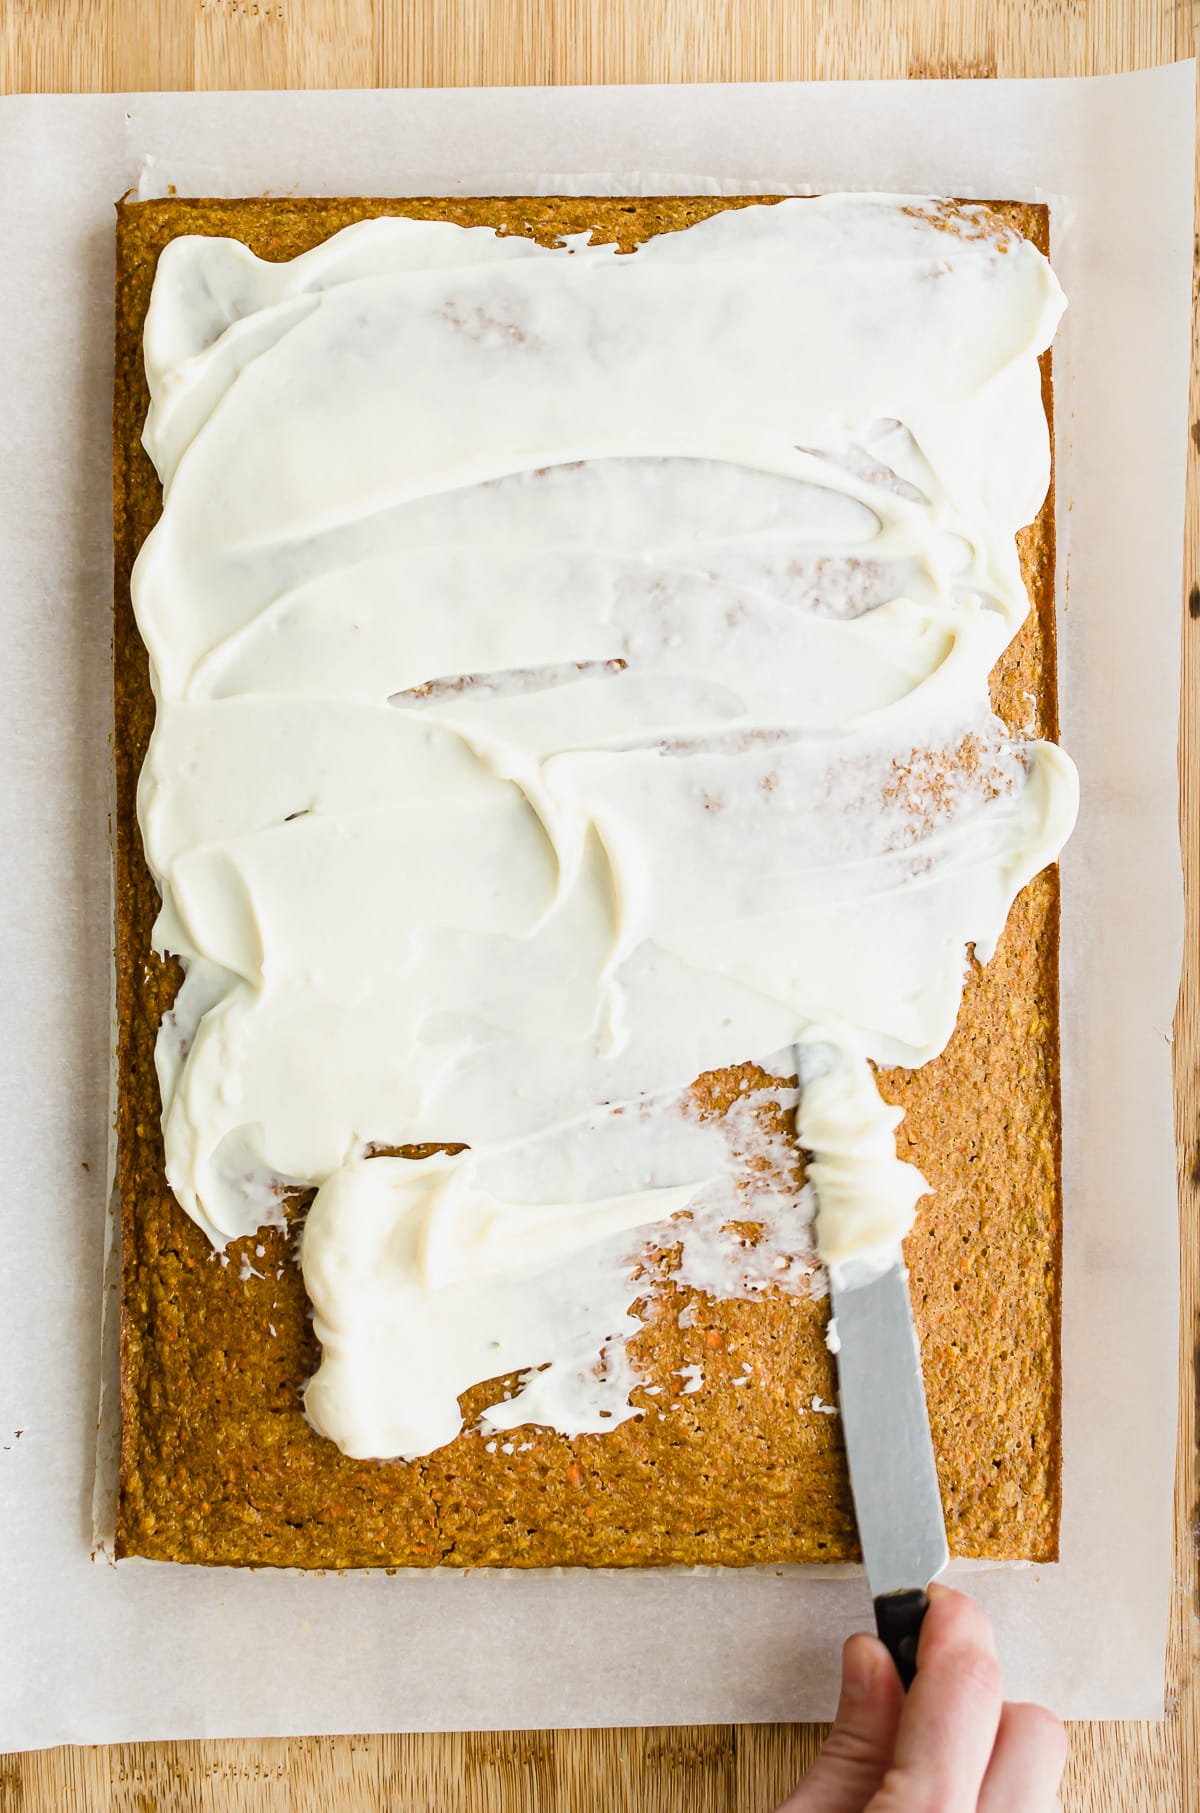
xmin=133 ymin=196 xmax=1077 ymax=1460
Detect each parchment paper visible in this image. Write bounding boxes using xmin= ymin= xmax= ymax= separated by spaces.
xmin=0 ymin=64 xmax=1191 ymax=1748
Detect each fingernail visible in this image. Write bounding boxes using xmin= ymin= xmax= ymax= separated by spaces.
xmin=843 ymin=1634 xmax=880 ymax=1696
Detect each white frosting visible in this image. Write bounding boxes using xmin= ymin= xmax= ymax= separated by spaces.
xmin=133 ymin=196 xmax=1077 ymax=1460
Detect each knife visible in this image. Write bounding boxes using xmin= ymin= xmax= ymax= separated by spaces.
xmin=828 ymin=1246 xmax=949 ymax=1688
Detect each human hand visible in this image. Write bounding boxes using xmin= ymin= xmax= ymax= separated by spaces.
xmin=777 ymin=1584 xmax=1067 ymax=1812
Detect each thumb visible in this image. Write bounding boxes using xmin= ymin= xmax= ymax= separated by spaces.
xmin=777 ymin=1635 xmax=904 ymax=1812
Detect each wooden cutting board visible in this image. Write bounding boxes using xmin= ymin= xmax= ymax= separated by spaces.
xmin=1 ymin=3 xmax=1196 ymax=1809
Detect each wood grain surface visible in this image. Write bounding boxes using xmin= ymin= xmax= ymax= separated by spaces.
xmin=1 ymin=2 xmax=1197 ymax=1809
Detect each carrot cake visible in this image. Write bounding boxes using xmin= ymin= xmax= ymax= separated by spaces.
xmin=113 ymin=194 xmax=1073 ymax=1567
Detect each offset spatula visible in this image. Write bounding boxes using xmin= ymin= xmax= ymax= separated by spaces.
xmin=829 ymin=1248 xmax=949 ymax=1687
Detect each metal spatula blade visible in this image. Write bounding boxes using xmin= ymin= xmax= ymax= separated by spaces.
xmin=829 ymin=1247 xmax=948 ymax=1686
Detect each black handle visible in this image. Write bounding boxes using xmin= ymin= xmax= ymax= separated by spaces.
xmin=873 ymin=1588 xmax=929 ymax=1690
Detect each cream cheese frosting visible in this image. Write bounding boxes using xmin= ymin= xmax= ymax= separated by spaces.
xmin=133 ymin=196 xmax=1077 ymax=1460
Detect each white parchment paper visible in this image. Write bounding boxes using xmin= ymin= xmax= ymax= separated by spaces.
xmin=0 ymin=65 xmax=1191 ymax=1748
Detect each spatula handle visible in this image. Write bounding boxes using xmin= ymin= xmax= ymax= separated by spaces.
xmin=874 ymin=1588 xmax=929 ymax=1690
